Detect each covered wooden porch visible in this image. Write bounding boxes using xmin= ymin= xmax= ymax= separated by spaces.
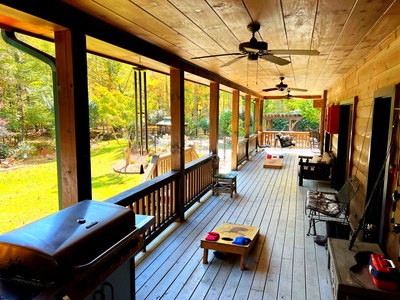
xmin=134 ymin=150 xmax=333 ymax=300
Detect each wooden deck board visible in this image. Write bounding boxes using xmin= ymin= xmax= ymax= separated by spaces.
xmin=135 ymin=151 xmax=334 ymax=300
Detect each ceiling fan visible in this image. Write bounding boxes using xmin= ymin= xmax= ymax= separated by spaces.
xmin=262 ymin=76 xmax=307 ymax=92
xmin=285 ymin=90 xmax=294 ymax=99
xmin=283 ymin=90 xmax=303 ymax=99
xmin=191 ymin=22 xmax=320 ymax=67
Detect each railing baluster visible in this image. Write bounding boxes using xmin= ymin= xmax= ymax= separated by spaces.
xmin=106 ymin=154 xmax=216 ymax=248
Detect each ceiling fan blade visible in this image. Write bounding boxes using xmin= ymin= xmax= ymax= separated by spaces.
xmin=267 ymin=49 xmax=320 ymax=56
xmin=220 ymin=55 xmax=246 ymax=67
xmin=262 ymin=88 xmax=279 ymax=92
xmin=191 ymin=52 xmax=242 ymax=59
xmin=289 ymin=87 xmax=308 ymax=92
xmin=260 ymin=54 xmax=291 ymax=66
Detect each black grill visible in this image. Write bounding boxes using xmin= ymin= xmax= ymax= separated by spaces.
xmin=0 ymin=200 xmax=142 ymax=299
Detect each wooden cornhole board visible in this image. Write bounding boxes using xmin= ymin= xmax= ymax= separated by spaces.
xmin=263 ymin=156 xmax=283 ymax=169
xmin=200 ymin=222 xmax=260 ymax=270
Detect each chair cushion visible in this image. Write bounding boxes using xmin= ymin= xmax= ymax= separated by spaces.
xmin=321 ymin=152 xmax=332 ymax=165
xmin=311 ymin=155 xmax=322 ymax=164
xmin=306 ymin=190 xmax=339 ymax=216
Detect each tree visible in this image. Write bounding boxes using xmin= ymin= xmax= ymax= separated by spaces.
xmin=219 ymin=111 xmax=232 ymax=137
xmin=184 ymin=81 xmax=209 ymax=137
xmin=147 ymin=72 xmax=170 ymax=114
xmin=198 ymin=118 xmax=209 ymax=135
xmin=0 ymin=35 xmax=54 ymax=142
xmin=88 ymin=57 xmax=138 ymax=170
xmin=219 ymin=110 xmax=244 ymax=137
xmin=263 ymin=99 xmax=320 ymax=130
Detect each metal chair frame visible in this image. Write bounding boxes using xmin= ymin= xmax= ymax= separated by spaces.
xmin=305 ymin=176 xmax=360 ymax=236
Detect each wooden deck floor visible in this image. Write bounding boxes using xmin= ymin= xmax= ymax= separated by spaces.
xmin=135 ymin=150 xmax=334 ymax=300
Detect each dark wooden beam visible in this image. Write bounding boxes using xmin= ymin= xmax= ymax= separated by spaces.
xmin=170 ymin=67 xmax=185 ymax=221
xmin=209 ymin=82 xmax=219 ymax=155
xmin=231 ymin=90 xmax=239 ymax=171
xmin=244 ymin=94 xmax=251 ymax=138
xmin=54 ymin=30 xmax=92 ymax=207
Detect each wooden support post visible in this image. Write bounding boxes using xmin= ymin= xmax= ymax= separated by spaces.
xmin=54 ymin=30 xmax=92 ymax=208
xmin=209 ymin=82 xmax=219 ymax=155
xmin=244 ymin=94 xmax=251 ymax=138
xmin=259 ymin=99 xmax=265 ymax=131
xmin=254 ymin=98 xmax=260 ymax=145
xmin=321 ymin=90 xmax=327 ymax=152
xmin=231 ymin=90 xmax=239 ymax=170
xmin=170 ymin=67 xmax=185 ymax=221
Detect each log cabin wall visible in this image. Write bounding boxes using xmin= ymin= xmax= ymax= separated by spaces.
xmin=326 ymin=27 xmax=400 ymax=268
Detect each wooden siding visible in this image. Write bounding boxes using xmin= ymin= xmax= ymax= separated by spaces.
xmin=135 ymin=151 xmax=333 ymax=300
xmin=327 ymin=27 xmax=400 ymax=269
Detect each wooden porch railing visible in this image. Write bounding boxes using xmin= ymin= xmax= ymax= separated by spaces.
xmin=237 ymin=134 xmax=258 ymax=166
xmin=258 ymin=131 xmax=312 ymax=149
xmin=140 ymin=145 xmax=199 ymax=182
xmin=106 ymin=154 xmax=217 ymax=247
xmin=237 ymin=138 xmax=247 ymax=165
xmin=248 ymin=134 xmax=258 ymax=155
xmin=105 ymin=131 xmax=311 ymax=249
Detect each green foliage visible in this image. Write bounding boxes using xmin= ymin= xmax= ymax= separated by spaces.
xmin=0 ymin=35 xmax=54 ymax=140
xmin=88 ymin=100 xmax=101 ymax=129
xmin=13 ymin=140 xmax=32 ymax=159
xmin=198 ymin=118 xmax=209 ymax=134
xmin=0 ymin=143 xmax=11 ymax=159
xmin=148 ymin=109 xmax=165 ymax=125
xmin=219 ymin=111 xmax=232 ymax=137
xmin=264 ymin=99 xmax=320 ymax=130
xmin=184 ymin=81 xmax=210 ymax=137
xmin=146 ymin=72 xmax=170 ymax=113
xmin=273 ymin=119 xmax=289 ymax=131
xmin=218 ymin=111 xmax=244 ymax=137
xmin=219 ymin=91 xmax=232 ymax=111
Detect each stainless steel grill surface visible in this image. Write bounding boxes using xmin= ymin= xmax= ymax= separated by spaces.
xmin=0 ymin=200 xmax=141 ymax=299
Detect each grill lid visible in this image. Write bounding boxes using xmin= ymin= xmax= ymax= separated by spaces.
xmin=0 ymin=200 xmax=136 ymax=285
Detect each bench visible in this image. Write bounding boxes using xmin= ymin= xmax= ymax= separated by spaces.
xmin=298 ymin=151 xmax=335 ymax=187
xmin=305 ymin=176 xmax=360 ymax=236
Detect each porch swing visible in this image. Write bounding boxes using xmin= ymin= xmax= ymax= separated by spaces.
xmin=275 ymin=132 xmax=296 ymax=148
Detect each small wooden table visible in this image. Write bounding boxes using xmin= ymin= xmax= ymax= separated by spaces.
xmin=200 ymin=222 xmax=260 ymax=270
xmin=263 ymin=157 xmax=283 ymax=169
xmin=328 ymin=238 xmax=399 ymax=300
xmin=213 ymin=171 xmax=237 ymax=197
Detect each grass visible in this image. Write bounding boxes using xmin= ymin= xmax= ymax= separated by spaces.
xmin=0 ymin=140 xmax=141 ymax=234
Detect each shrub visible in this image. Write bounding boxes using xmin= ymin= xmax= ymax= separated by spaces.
xmin=13 ymin=140 xmax=32 ymax=159
xmin=0 ymin=143 xmax=12 ymax=159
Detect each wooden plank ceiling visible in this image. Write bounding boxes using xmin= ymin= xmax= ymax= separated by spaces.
xmin=1 ymin=0 xmax=400 ymax=99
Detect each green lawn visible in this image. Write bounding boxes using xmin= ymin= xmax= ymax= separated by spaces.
xmin=0 ymin=140 xmax=141 ymax=234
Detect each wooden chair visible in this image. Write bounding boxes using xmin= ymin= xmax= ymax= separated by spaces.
xmin=298 ymin=152 xmax=335 ymax=187
xmin=305 ymin=176 xmax=360 ymax=236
